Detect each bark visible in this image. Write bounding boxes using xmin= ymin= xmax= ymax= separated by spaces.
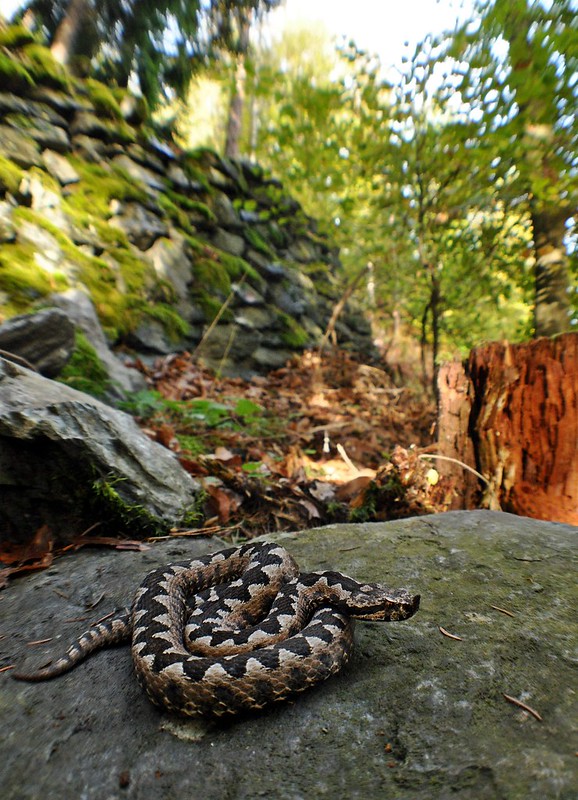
xmin=435 ymin=359 xmax=478 ymax=509
xmin=50 ymin=0 xmax=90 ymax=65
xmin=531 ymin=204 xmax=572 ymax=337
xmin=437 ymin=333 xmax=578 ymax=524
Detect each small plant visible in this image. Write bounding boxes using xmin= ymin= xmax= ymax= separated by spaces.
xmin=91 ymin=473 xmax=170 ymax=535
xmin=176 ymin=433 xmax=206 ymax=456
xmin=349 ymin=483 xmax=378 ymax=523
xmin=119 ymin=388 xmax=273 ymax=442
xmin=118 ymin=389 xmax=166 ymax=420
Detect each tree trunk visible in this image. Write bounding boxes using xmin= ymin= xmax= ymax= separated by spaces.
xmin=224 ymin=17 xmax=250 ymax=159
xmin=420 ymin=262 xmax=441 ymax=401
xmin=437 ymin=333 xmax=578 ymax=524
xmin=50 ymin=0 xmax=90 ymax=65
xmin=532 ymin=204 xmax=572 ymax=337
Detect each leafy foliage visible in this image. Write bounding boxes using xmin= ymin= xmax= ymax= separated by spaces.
xmin=245 ymin=5 xmax=576 ymax=362
xmin=246 ymin=29 xmax=534 ymax=369
xmin=12 ymin=0 xmax=281 ymax=107
xmin=433 ymin=0 xmax=578 ymax=335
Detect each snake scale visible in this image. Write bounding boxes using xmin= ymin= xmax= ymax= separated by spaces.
xmin=13 ymin=542 xmax=420 ymax=718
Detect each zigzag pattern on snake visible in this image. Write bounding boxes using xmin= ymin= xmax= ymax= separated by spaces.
xmin=13 ymin=542 xmax=420 ymax=718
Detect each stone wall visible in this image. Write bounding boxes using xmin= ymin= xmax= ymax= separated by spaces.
xmin=0 ymin=23 xmax=373 ymax=377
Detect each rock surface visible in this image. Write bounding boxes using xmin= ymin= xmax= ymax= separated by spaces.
xmin=0 ymin=358 xmax=199 ymax=541
xmin=2 ymin=511 xmax=576 ymax=799
xmin=50 ymin=290 xmax=147 ymax=395
xmin=0 ymin=307 xmax=75 ymax=376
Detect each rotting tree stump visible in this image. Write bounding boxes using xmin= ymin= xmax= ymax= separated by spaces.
xmin=437 ymin=333 xmax=578 ymax=524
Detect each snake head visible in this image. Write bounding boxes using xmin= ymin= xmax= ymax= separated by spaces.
xmin=349 ymin=583 xmax=420 ymax=622
xmin=312 ymin=572 xmax=420 ymax=622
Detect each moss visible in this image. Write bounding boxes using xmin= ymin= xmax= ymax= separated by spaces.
xmin=180 ymin=159 xmax=211 ymax=192
xmin=157 ymin=193 xmax=193 ymax=232
xmin=88 ymin=219 xmax=131 ymax=248
xmin=21 ymin=43 xmax=70 ymax=91
xmin=192 ymin=255 xmax=233 ymax=296
xmin=165 ymin=189 xmax=216 ymax=223
xmin=57 ymin=330 xmax=112 ymax=398
xmin=0 ymin=52 xmax=34 ymax=91
xmin=183 ymin=233 xmax=207 ymax=253
xmin=194 ymin=291 xmax=232 ymax=322
xmin=90 ymin=473 xmax=171 ymax=536
xmin=243 ymin=226 xmax=274 ymax=257
xmin=0 ymin=155 xmax=23 ymax=195
xmin=0 ymin=24 xmax=38 ymax=49
xmin=11 ymin=207 xmax=154 ymax=340
xmin=178 ymin=491 xmax=208 ymax=527
xmin=185 ymin=233 xmax=260 ymax=301
xmin=131 ymin=300 xmax=189 ymax=340
xmin=233 ymin=198 xmax=257 ymax=213
xmin=108 ymin=245 xmax=153 ymax=292
xmin=64 ymin=158 xmax=148 ymax=219
xmin=0 ymin=241 xmax=67 ymax=314
xmin=301 ymin=260 xmax=331 ymax=275
xmin=84 ymin=78 xmax=122 ymax=119
xmin=27 ymin=164 xmax=61 ymax=193
xmin=217 ymin=250 xmax=260 ymax=284
xmin=187 ymin=146 xmax=220 ymax=167
xmin=265 ymin=221 xmax=288 ymax=249
xmin=277 ymin=311 xmax=309 ymax=348
xmin=105 ymin=118 xmax=137 ymax=144
xmin=116 ymin=90 xmax=150 ymax=124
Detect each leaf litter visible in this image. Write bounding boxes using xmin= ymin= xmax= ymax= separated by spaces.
xmin=1 ymin=348 xmax=457 ymax=580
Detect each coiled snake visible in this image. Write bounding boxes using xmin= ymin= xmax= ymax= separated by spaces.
xmin=14 ymin=542 xmax=420 ymax=717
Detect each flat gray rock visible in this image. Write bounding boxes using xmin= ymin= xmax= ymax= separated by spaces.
xmin=0 ymin=359 xmax=199 ymax=541
xmin=1 ymin=511 xmax=576 ymax=799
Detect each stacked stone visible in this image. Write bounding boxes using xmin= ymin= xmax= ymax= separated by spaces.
xmin=0 ymin=37 xmax=372 ymax=378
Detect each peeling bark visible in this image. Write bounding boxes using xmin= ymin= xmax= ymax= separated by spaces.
xmin=438 ymin=333 xmax=578 ymax=524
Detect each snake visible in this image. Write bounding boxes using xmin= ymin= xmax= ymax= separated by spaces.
xmin=13 ymin=542 xmax=420 ymax=718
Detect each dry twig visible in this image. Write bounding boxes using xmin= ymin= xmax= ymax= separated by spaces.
xmin=503 ymin=693 xmax=543 ymax=722
xmin=490 ymin=605 xmax=515 ymax=617
xmin=439 ymin=626 xmax=463 ymax=641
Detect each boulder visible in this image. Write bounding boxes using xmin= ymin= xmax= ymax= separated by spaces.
xmin=1 ymin=511 xmax=576 ymax=799
xmin=212 ymin=228 xmax=246 ymax=257
xmin=112 ymin=154 xmax=166 ymax=193
xmin=19 ymin=172 xmax=70 ymax=232
xmin=144 ymin=233 xmax=193 ymax=302
xmin=0 ymin=124 xmax=41 ymax=168
xmin=252 ymin=345 xmax=293 ymax=369
xmin=126 ymin=317 xmax=178 ymax=355
xmin=0 ymin=201 xmax=16 ymax=243
xmin=0 ymin=308 xmax=74 ymax=376
xmin=70 ymin=111 xmax=125 ymax=143
xmin=0 ymin=358 xmax=199 ymax=543
xmin=111 ymin=202 xmax=169 ymax=250
xmin=42 ymin=149 xmax=80 ymax=186
xmin=19 ymin=116 xmax=70 ymax=153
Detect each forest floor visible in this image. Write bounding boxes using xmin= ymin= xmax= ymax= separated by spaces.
xmin=1 ymin=344 xmax=460 ymax=583
xmin=124 ymin=346 xmax=453 ymax=541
